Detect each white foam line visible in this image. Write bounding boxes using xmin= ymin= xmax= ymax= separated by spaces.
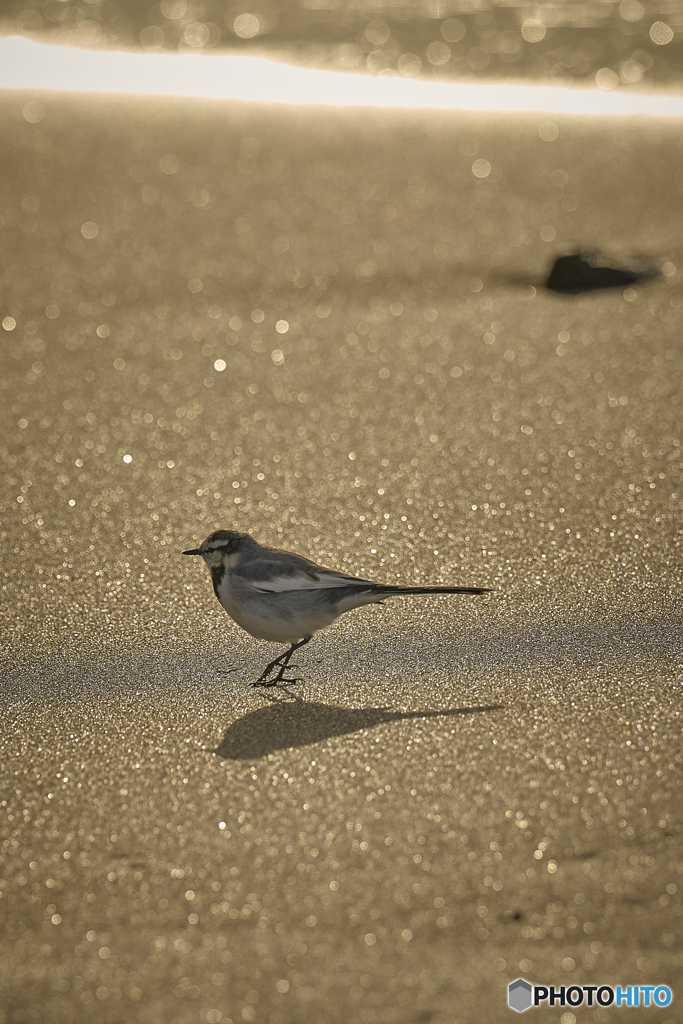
xmin=1 ymin=35 xmax=682 ymax=117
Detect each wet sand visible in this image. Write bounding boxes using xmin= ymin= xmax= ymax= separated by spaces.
xmin=0 ymin=93 xmax=682 ymax=1023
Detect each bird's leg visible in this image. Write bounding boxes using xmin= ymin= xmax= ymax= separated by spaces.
xmin=252 ymin=649 xmax=291 ymax=686
xmin=252 ymin=637 xmax=312 ymax=687
xmin=259 ymin=638 xmax=309 ymax=688
xmin=251 ymin=642 xmax=302 ymax=687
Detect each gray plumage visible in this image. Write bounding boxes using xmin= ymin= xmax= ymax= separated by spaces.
xmin=183 ymin=529 xmax=490 ymax=686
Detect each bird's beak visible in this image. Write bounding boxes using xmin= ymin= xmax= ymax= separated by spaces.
xmin=182 ymin=548 xmax=201 ymax=555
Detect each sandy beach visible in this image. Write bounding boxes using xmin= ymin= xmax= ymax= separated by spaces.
xmin=1 ymin=87 xmax=682 ymax=1023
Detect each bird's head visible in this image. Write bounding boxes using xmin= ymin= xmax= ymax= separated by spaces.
xmin=182 ymin=529 xmax=252 ymax=570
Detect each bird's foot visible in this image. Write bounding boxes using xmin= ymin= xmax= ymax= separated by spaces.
xmin=251 ymin=662 xmax=301 ymax=687
xmin=253 ymin=657 xmax=287 ymax=685
xmin=251 ymin=673 xmax=301 ymax=688
xmin=252 ymin=638 xmax=311 ymax=687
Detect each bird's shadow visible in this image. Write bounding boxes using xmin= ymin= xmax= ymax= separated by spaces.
xmin=213 ymin=695 xmax=503 ymax=760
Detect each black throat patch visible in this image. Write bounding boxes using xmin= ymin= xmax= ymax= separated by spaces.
xmin=210 ymin=562 xmax=227 ymax=600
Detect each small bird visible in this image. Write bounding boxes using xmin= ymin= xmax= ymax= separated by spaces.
xmin=183 ymin=529 xmax=490 ymax=686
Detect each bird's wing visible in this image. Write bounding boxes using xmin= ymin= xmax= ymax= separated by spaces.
xmin=241 ymin=557 xmax=376 ymax=594
xmin=254 ymin=571 xmax=375 ymax=593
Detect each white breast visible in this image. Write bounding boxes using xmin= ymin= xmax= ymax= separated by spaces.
xmin=214 ymin=573 xmax=338 ymax=643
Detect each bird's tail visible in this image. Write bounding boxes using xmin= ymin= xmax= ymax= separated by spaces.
xmin=372 ymin=584 xmax=491 ymax=597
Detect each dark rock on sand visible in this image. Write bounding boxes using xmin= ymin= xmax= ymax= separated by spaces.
xmin=546 ymin=252 xmax=659 ymax=293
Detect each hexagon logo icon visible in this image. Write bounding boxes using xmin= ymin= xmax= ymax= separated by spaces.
xmin=508 ymin=978 xmax=533 ymax=1012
